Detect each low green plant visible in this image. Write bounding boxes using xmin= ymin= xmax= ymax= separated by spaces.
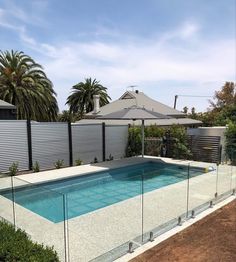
xmin=33 ymin=161 xmax=40 ymax=172
xmin=0 ymin=220 xmax=59 ymax=261
xmin=54 ymin=159 xmax=64 ymax=169
xmin=75 ymin=158 xmax=83 ymax=166
xmin=8 ymin=162 xmax=18 ymax=176
xmin=106 ymin=154 xmax=114 ymax=161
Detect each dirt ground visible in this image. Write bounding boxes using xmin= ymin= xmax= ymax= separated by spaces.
xmin=131 ymin=199 xmax=236 ymax=262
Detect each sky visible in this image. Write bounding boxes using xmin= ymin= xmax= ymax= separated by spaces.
xmin=0 ymin=0 xmax=235 ymax=112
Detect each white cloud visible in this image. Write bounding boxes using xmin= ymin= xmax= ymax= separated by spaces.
xmin=0 ymin=0 xmax=48 ymax=28
xmin=34 ymin=34 xmax=234 ymax=111
xmin=179 ymin=23 xmax=199 ymax=38
xmin=1 ymin=15 xmax=235 ymax=111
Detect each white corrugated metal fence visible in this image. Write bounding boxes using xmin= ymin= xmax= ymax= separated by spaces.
xmin=0 ymin=121 xmax=29 ymax=172
xmin=105 ymin=125 xmax=128 ymax=160
xmin=72 ymin=124 xmax=103 ymax=164
xmin=0 ymin=121 xmax=129 ymax=172
xmin=31 ymin=122 xmax=70 ymax=169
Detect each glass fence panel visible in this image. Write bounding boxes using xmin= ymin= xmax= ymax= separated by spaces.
xmin=217 ymin=163 xmax=233 ymax=198
xmin=66 ymin=167 xmax=142 ymax=262
xmin=231 ymin=149 xmax=236 ymax=194
xmin=12 ymin=177 xmax=68 ymax=262
xmin=0 ymin=175 xmax=15 ymax=225
xmin=188 ymin=161 xmax=217 ymax=215
xmin=143 ymin=159 xmax=188 ymax=241
xmin=216 ymin=147 xmax=236 ymax=198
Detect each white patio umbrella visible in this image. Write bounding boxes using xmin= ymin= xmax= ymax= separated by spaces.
xmin=96 ymin=106 xmax=172 ymax=157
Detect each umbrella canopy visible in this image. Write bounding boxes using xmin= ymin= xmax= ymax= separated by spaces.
xmin=96 ymin=106 xmax=171 ymax=120
xmin=97 ymin=106 xmax=171 ymax=157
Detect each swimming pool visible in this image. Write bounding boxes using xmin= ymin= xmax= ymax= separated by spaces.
xmin=1 ymin=162 xmax=204 ymax=223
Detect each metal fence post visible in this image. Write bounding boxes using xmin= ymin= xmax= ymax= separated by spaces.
xmin=10 ymin=175 xmax=16 ymax=229
xmin=68 ymin=122 xmax=73 ymax=166
xmin=102 ymin=122 xmax=106 ymax=161
xmin=26 ymin=119 xmax=33 ymax=170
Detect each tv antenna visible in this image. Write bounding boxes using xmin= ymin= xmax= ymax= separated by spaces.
xmin=127 ymin=85 xmax=138 ymax=91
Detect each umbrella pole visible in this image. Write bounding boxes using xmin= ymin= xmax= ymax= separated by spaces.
xmin=141 ymin=119 xmax=144 ymax=157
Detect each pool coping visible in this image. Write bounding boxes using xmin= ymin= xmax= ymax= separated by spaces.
xmin=7 ymin=156 xmax=214 ymax=186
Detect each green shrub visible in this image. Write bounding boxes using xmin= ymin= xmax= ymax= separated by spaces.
xmin=75 ymin=158 xmax=83 ymax=166
xmin=168 ymin=125 xmax=192 ymax=159
xmin=0 ymin=220 xmax=59 ymax=262
xmin=225 ymin=122 xmax=236 ymax=164
xmin=145 ymin=125 xmax=165 ymax=137
xmin=33 ymin=161 xmax=40 ymax=172
xmin=126 ymin=127 xmax=142 ymax=156
xmin=8 ymin=162 xmax=18 ymax=176
xmin=54 ymin=159 xmax=64 ymax=169
xmin=126 ymin=124 xmax=191 ymax=159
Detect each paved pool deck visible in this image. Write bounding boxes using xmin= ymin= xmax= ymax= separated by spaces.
xmin=0 ymin=156 xmax=235 ymax=262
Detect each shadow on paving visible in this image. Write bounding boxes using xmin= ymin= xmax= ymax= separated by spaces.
xmin=131 ymin=199 xmax=236 ymax=262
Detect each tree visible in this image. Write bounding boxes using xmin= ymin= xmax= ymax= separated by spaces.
xmin=183 ymin=106 xmax=188 ymax=114
xmin=57 ymin=110 xmax=80 ymax=122
xmin=210 ymin=82 xmax=236 ymax=110
xmin=193 ymin=82 xmax=236 ymax=126
xmin=66 ymin=78 xmax=110 ymax=117
xmin=0 ymin=50 xmax=58 ymax=121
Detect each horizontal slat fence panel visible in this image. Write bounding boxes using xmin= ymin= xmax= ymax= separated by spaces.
xmin=0 ymin=121 xmax=28 ymax=172
xmin=105 ymin=125 xmax=128 ymax=160
xmin=188 ymin=135 xmax=221 ymax=163
xmin=0 ymin=121 xmax=129 ymax=172
xmin=31 ymin=122 xmax=69 ymax=170
xmin=72 ymin=124 xmax=103 ymax=164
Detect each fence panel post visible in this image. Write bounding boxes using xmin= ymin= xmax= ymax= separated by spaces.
xmin=102 ymin=122 xmax=106 ymax=161
xmin=68 ymin=121 xmax=73 ymax=166
xmin=27 ymin=119 xmax=33 ymax=170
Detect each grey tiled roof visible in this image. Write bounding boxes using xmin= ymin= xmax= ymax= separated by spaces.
xmin=86 ymin=91 xmax=185 ymax=118
xmin=0 ymin=100 xmax=16 ymax=109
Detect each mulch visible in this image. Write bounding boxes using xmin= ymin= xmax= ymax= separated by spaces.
xmin=131 ymin=199 xmax=236 ymax=262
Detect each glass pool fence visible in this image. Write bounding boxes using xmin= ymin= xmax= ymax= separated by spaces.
xmin=0 ymin=150 xmax=235 ymax=262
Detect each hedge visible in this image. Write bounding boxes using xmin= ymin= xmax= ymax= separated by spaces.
xmin=0 ymin=220 xmax=59 ymax=262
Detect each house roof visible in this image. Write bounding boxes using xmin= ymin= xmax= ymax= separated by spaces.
xmin=0 ymin=100 xmax=16 ymax=109
xmin=85 ymin=90 xmax=185 ymax=118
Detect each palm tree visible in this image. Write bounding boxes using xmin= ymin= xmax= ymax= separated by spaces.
xmin=66 ymin=78 xmax=110 ymax=117
xmin=0 ymin=50 xmax=58 ymax=121
xmin=57 ymin=110 xmax=80 ymax=122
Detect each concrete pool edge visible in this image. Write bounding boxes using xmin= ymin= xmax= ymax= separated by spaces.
xmin=8 ymin=156 xmax=215 ymax=186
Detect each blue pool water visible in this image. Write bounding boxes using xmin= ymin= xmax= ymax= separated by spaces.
xmin=1 ymin=162 xmax=204 ymax=223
